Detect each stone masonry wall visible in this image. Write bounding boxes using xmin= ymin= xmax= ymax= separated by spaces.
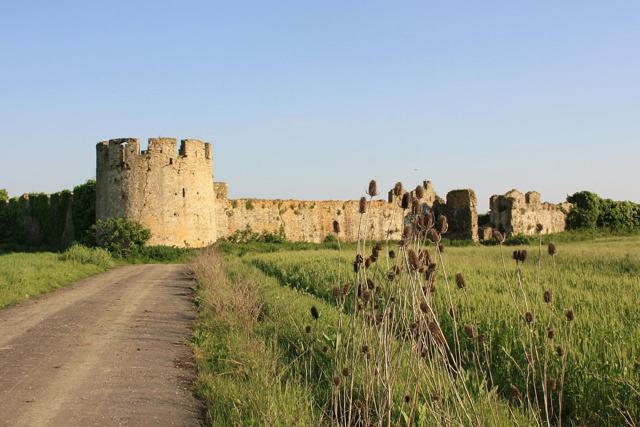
xmin=96 ymin=138 xmax=217 ymax=247
xmin=445 ymin=189 xmax=479 ymax=241
xmin=94 ymin=137 xmax=567 ymax=246
xmin=215 ymin=198 xmax=406 ymax=243
xmin=489 ymin=190 xmax=569 ymax=236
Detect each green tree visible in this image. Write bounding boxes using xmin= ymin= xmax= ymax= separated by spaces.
xmin=0 ymin=189 xmax=7 ymax=203
xmin=71 ymin=180 xmax=96 ymax=241
xmin=566 ymin=191 xmax=601 ymax=229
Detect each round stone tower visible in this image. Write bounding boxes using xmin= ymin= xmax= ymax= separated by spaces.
xmin=96 ymin=137 xmax=217 ymax=247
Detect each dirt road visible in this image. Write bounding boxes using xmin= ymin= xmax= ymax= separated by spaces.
xmin=0 ymin=264 xmax=203 ymax=426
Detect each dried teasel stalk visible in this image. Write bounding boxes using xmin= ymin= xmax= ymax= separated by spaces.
xmin=427 ymin=229 xmax=441 ymax=244
xmin=436 ymin=215 xmax=448 ymax=234
xmin=401 ymin=192 xmax=411 ymax=210
xmin=393 ymin=182 xmax=403 ymax=197
xmin=359 ymin=197 xmax=367 ymax=214
xmin=408 ymin=249 xmax=420 ymax=270
xmin=367 ymin=179 xmax=378 ymax=197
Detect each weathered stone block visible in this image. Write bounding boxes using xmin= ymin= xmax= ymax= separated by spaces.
xmin=445 ymin=189 xmax=478 ymax=241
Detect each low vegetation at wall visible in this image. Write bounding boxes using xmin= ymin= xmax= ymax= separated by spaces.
xmin=192 ymin=186 xmax=639 ymax=425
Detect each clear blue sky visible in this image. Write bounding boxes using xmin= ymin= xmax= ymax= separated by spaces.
xmin=1 ymin=1 xmax=638 ymax=212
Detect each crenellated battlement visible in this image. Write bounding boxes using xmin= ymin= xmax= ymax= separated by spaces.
xmin=97 ymin=138 xmax=212 ymax=168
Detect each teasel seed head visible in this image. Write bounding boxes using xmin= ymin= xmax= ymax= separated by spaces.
xmin=353 ymin=254 xmax=363 ymax=272
xmin=511 ymin=385 xmax=522 ymax=401
xmin=342 ymin=367 xmax=350 ymax=377
xmin=402 ymin=225 xmax=413 ymax=240
xmin=419 ymin=249 xmax=431 ymax=265
xmin=365 ymin=257 xmax=373 ymax=268
xmin=366 ymin=278 xmax=375 ymax=290
xmin=305 ymin=325 xmax=311 ymax=334
xmin=536 ymin=223 xmax=544 ymax=233
xmin=401 ymin=192 xmax=411 ymax=209
xmin=310 ymin=306 xmax=319 ymax=320
xmin=408 ymin=249 xmax=420 ymax=270
xmin=425 ymin=211 xmax=434 ymax=229
xmin=342 ymin=283 xmax=350 ymax=295
xmin=419 ymin=301 xmax=429 ymax=314
xmin=556 ymin=345 xmax=564 ymax=357
xmin=427 ymin=229 xmax=441 ymax=244
xmin=332 ymin=286 xmax=341 ymax=298
xmin=415 ymin=185 xmax=424 ymax=199
xmin=548 ymin=242 xmax=557 ymax=256
xmin=367 ymin=180 xmax=378 ymax=197
xmin=361 ymin=344 xmax=369 ymax=354
xmin=388 ymin=249 xmax=396 ymax=259
xmin=404 ymin=395 xmax=411 ymax=403
xmin=512 ymin=249 xmax=528 ymax=263
xmin=464 ymin=324 xmax=476 ymax=339
xmin=493 ymin=230 xmax=505 ymax=244
xmin=332 ymin=220 xmax=340 ymax=234
xmin=524 ymin=312 xmax=534 ymax=324
xmin=566 ymin=309 xmax=574 ymax=322
xmin=547 ymin=328 xmax=555 ymax=340
xmin=544 ymin=290 xmax=552 ymax=303
xmin=438 ymin=244 xmax=445 ymax=253
xmin=412 ymin=199 xmax=420 ymax=214
xmin=359 ymin=197 xmax=367 ymax=214
xmin=437 ymin=215 xmax=448 ymax=234
xmin=333 ymin=376 xmax=341 ymax=386
xmin=393 ymin=182 xmax=403 ymax=197
xmin=455 ymin=272 xmax=465 ymax=289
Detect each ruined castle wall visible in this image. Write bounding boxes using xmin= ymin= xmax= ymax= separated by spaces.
xmin=489 ymin=190 xmax=569 ymax=236
xmin=445 ymin=189 xmax=478 ymax=241
xmin=96 ymin=138 xmax=217 ymax=247
xmin=215 ymin=199 xmax=406 ymax=243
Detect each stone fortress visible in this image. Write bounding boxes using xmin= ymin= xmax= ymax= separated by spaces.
xmin=96 ymin=137 xmax=570 ymax=247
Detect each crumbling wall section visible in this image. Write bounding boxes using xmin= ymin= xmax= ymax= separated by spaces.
xmin=445 ymin=189 xmax=478 ymax=241
xmin=215 ymin=198 xmax=405 ymax=243
xmin=489 ymin=190 xmax=569 ymax=236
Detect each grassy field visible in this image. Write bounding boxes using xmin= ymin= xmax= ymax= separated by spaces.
xmin=0 ymin=244 xmax=195 ymax=309
xmin=0 ymin=245 xmax=114 ymax=309
xmin=193 ymin=235 xmax=640 ymax=426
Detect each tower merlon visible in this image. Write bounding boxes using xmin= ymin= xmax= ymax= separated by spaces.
xmin=179 ymin=139 xmax=211 ymax=160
